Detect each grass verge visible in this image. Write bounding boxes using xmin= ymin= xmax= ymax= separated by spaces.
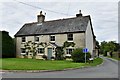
xmin=0 ymin=58 xmax=103 ymax=70
xmin=107 ymin=56 xmax=120 ymax=61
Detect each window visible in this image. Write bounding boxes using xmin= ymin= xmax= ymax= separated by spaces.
xmin=66 ymin=49 xmax=74 ymax=54
xmin=38 ymin=48 xmax=44 ymax=54
xmin=50 ymin=35 xmax=55 ymax=41
xmin=67 ymin=33 xmax=73 ymax=41
xmin=35 ymin=36 xmax=39 ymax=42
xmin=22 ymin=37 xmax=26 ymax=42
xmin=21 ymin=48 xmax=26 ymax=53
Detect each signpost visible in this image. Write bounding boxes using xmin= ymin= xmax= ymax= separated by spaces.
xmin=83 ymin=48 xmax=88 ymax=63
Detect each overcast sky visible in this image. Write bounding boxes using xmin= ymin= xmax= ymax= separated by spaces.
xmin=0 ymin=0 xmax=119 ymax=43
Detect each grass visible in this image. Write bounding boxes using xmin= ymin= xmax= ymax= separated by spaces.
xmin=0 ymin=58 xmax=103 ymax=70
xmin=107 ymin=56 xmax=120 ymax=61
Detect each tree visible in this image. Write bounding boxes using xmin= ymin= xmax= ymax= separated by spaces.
xmin=100 ymin=41 xmax=119 ymax=57
xmin=1 ymin=31 xmax=15 ymax=58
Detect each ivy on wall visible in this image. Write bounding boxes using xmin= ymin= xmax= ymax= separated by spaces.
xmin=63 ymin=41 xmax=75 ymax=48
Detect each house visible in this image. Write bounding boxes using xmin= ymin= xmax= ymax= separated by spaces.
xmin=15 ymin=10 xmax=96 ymax=59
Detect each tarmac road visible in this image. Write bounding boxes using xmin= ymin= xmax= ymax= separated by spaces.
xmin=1 ymin=56 xmax=119 ymax=78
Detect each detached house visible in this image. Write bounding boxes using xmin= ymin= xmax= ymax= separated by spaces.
xmin=15 ymin=10 xmax=96 ymax=59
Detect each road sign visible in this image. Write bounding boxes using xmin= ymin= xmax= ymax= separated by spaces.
xmin=83 ymin=48 xmax=88 ymax=53
xmin=83 ymin=48 xmax=88 ymax=63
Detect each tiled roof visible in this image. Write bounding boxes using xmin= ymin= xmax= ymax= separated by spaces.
xmin=15 ymin=15 xmax=91 ymax=37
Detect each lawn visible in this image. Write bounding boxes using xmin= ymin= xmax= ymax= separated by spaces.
xmin=0 ymin=58 xmax=103 ymax=70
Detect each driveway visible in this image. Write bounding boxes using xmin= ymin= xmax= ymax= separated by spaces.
xmin=1 ymin=56 xmax=119 ymax=78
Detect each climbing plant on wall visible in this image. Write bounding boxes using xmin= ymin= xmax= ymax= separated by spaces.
xmin=63 ymin=41 xmax=75 ymax=48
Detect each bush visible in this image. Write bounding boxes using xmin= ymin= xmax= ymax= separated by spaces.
xmin=51 ymin=56 xmax=55 ymax=59
xmin=71 ymin=48 xmax=91 ymax=63
xmin=42 ymin=55 xmax=47 ymax=60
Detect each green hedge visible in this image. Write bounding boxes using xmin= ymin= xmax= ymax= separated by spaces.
xmin=71 ymin=48 xmax=91 ymax=63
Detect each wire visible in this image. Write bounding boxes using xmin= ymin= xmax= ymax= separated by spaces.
xmin=13 ymin=0 xmax=74 ymax=16
xmin=67 ymin=1 xmax=71 ymax=17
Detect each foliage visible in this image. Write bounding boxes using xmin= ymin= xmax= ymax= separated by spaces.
xmin=55 ymin=47 xmax=64 ymax=60
xmin=24 ymin=41 xmax=39 ymax=58
xmin=24 ymin=41 xmax=49 ymax=59
xmin=54 ymin=41 xmax=75 ymax=60
xmin=42 ymin=55 xmax=47 ymax=60
xmin=51 ymin=56 xmax=55 ymax=59
xmin=39 ymin=42 xmax=48 ymax=48
xmin=1 ymin=31 xmax=15 ymax=58
xmin=63 ymin=41 xmax=75 ymax=48
xmin=71 ymin=48 xmax=91 ymax=63
xmin=100 ymin=41 xmax=119 ymax=57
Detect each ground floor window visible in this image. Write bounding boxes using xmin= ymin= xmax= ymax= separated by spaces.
xmin=66 ymin=49 xmax=74 ymax=54
xmin=38 ymin=48 xmax=44 ymax=54
xmin=21 ymin=48 xmax=26 ymax=53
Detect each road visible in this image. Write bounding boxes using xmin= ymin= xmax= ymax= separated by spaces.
xmin=1 ymin=56 xmax=119 ymax=78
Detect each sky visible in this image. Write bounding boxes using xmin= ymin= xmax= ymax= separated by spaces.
xmin=0 ymin=0 xmax=119 ymax=43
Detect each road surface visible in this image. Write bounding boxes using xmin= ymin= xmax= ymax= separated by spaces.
xmin=1 ymin=56 xmax=119 ymax=78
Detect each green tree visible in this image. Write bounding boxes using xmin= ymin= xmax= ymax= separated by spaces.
xmin=1 ymin=31 xmax=15 ymax=58
xmin=100 ymin=41 xmax=118 ymax=57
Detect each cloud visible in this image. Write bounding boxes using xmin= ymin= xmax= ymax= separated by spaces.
xmin=0 ymin=1 xmax=118 ymax=43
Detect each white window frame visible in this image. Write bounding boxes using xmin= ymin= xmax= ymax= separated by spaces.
xmin=35 ymin=36 xmax=39 ymax=42
xmin=66 ymin=48 xmax=74 ymax=54
xmin=38 ymin=48 xmax=44 ymax=54
xmin=21 ymin=48 xmax=26 ymax=54
xmin=67 ymin=33 xmax=73 ymax=41
xmin=50 ymin=35 xmax=55 ymax=42
xmin=22 ymin=37 xmax=26 ymax=42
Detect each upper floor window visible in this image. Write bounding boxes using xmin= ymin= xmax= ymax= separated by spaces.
xmin=35 ymin=36 xmax=39 ymax=42
xmin=38 ymin=48 xmax=44 ymax=54
xmin=66 ymin=49 xmax=74 ymax=54
xmin=22 ymin=37 xmax=26 ymax=42
xmin=50 ymin=35 xmax=55 ymax=42
xmin=67 ymin=33 xmax=73 ymax=41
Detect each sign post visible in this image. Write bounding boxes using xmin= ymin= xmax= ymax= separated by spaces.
xmin=83 ymin=48 xmax=88 ymax=63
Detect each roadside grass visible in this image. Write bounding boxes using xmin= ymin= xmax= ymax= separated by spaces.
xmin=0 ymin=58 xmax=103 ymax=70
xmin=83 ymin=57 xmax=103 ymax=67
xmin=107 ymin=56 xmax=120 ymax=61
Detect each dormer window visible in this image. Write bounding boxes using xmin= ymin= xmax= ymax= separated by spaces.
xmin=50 ymin=35 xmax=55 ymax=42
xmin=35 ymin=36 xmax=39 ymax=42
xmin=67 ymin=33 xmax=73 ymax=41
xmin=22 ymin=37 xmax=26 ymax=42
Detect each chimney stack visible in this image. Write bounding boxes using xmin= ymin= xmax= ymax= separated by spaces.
xmin=76 ymin=10 xmax=83 ymax=17
xmin=37 ymin=11 xmax=45 ymax=23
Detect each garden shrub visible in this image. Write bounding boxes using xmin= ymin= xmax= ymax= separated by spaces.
xmin=42 ymin=55 xmax=47 ymax=60
xmin=71 ymin=48 xmax=91 ymax=63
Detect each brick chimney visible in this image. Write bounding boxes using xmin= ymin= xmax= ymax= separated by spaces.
xmin=37 ymin=11 xmax=45 ymax=23
xmin=76 ymin=10 xmax=83 ymax=17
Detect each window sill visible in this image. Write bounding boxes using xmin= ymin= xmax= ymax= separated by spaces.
xmin=50 ymin=41 xmax=55 ymax=43
xmin=37 ymin=54 xmax=44 ymax=56
xmin=21 ymin=53 xmax=26 ymax=55
xmin=21 ymin=42 xmax=26 ymax=44
xmin=67 ymin=40 xmax=74 ymax=42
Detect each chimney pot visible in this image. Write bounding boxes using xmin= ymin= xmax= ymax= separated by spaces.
xmin=37 ymin=11 xmax=45 ymax=23
xmin=76 ymin=10 xmax=83 ymax=17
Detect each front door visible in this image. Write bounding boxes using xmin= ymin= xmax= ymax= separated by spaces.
xmin=47 ymin=48 xmax=52 ymax=59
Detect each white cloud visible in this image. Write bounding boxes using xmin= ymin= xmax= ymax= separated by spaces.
xmin=0 ymin=1 xmax=118 ymax=43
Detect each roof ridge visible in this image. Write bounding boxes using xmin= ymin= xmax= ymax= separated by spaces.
xmin=24 ymin=15 xmax=90 ymax=25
